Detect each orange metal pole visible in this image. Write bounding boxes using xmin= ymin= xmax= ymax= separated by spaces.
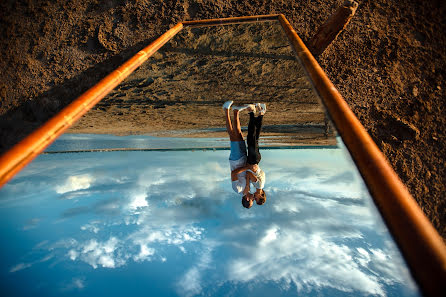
xmin=0 ymin=23 xmax=184 ymax=188
xmin=308 ymin=0 xmax=359 ymax=56
xmin=182 ymin=14 xmax=280 ymax=27
xmin=278 ymin=14 xmax=446 ymax=296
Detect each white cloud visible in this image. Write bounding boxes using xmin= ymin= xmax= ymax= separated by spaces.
xmin=176 ymin=242 xmax=215 ymax=297
xmin=227 ymin=230 xmax=388 ymax=296
xmin=72 ymin=278 xmax=85 ymax=289
xmin=103 ymin=237 xmax=118 ymax=253
xmin=64 ymin=220 xmax=204 ymax=270
xmin=9 ymin=262 xmax=32 ymax=273
xmin=82 ymin=239 xmax=98 ymax=253
xmin=98 ymin=255 xmax=115 ymax=268
xmin=33 ymin=240 xmax=49 ymax=249
xmin=56 ymin=174 xmax=94 ymax=194
xmin=178 ymin=268 xmax=202 ymax=297
xmin=133 ymin=245 xmax=155 ymax=262
xmin=273 ymin=199 xmax=301 ymax=213
xmin=81 ymin=222 xmax=101 ymax=233
xmin=259 ymin=225 xmax=279 ymax=246
xmin=219 ymin=171 xmax=403 ymax=296
xmin=40 ymin=254 xmax=53 ymax=262
xmin=129 ymin=191 xmax=148 ymax=210
xmin=61 ymin=277 xmax=86 ymax=291
xmin=23 ymin=218 xmax=41 ymax=230
xmin=68 ymin=237 xmax=120 ymax=269
xmin=68 ymin=249 xmax=78 ymax=261
xmin=9 ymin=254 xmax=54 ymax=273
xmin=130 ymin=225 xmax=203 ymax=252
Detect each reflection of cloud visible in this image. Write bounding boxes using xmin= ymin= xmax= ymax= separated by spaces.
xmin=63 ymin=224 xmax=204 ymax=270
xmin=61 ymin=198 xmax=122 ymax=219
xmin=133 ymin=245 xmax=155 ymax=262
xmin=3 ymin=149 xmax=418 ymax=296
xmin=81 ymin=221 xmax=101 ymax=233
xmin=9 ymin=254 xmax=53 ymax=273
xmin=72 ymin=278 xmax=85 ymax=289
xmin=268 ymin=166 xmax=315 ymax=182
xmin=51 ymin=149 xmax=412 ymax=294
xmin=178 ymin=268 xmax=201 ymax=297
xmin=9 ymin=262 xmax=32 ymax=273
xmin=355 ymin=244 xmax=415 ymax=291
xmin=61 ymin=277 xmax=86 ymax=291
xmin=129 ymin=192 xmax=148 ymax=210
xmin=23 ymin=218 xmax=41 ymax=230
xmin=34 ymin=240 xmax=49 ymax=249
xmin=62 ymin=206 xmax=90 ymax=218
xmin=130 ymin=224 xmax=203 ymax=250
xmin=56 ymin=174 xmax=94 ymax=194
xmin=95 ymin=197 xmax=121 ymax=215
xmin=220 ymin=152 xmax=409 ymax=296
xmin=259 ymin=225 xmax=279 ymax=246
xmin=322 ymin=171 xmax=355 ymax=185
xmin=69 ymin=237 xmax=121 ymax=269
xmin=227 ymin=231 xmax=388 ymax=296
xmin=68 ymin=249 xmax=78 ymax=261
xmin=59 ymin=191 xmax=89 ymax=200
xmin=176 ymin=242 xmax=215 ymax=297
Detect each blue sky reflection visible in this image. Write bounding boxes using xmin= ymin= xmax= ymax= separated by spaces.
xmin=0 ymin=146 xmax=419 ymax=296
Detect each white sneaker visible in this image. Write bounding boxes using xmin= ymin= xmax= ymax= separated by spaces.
xmin=223 ymin=100 xmax=233 ymax=110
xmin=256 ymin=103 xmax=267 ymax=115
xmin=233 ymin=104 xmax=255 ymax=112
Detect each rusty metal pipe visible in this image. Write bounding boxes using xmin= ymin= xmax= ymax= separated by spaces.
xmin=278 ymin=14 xmax=446 ymax=296
xmin=308 ymin=0 xmax=359 ymax=56
xmin=182 ymin=14 xmax=280 ymax=27
xmin=0 ymin=23 xmax=184 ymax=188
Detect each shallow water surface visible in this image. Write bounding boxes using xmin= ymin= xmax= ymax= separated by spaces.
xmin=0 ymin=136 xmax=420 ymax=296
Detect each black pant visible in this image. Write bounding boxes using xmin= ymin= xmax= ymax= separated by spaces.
xmin=247 ymin=112 xmax=263 ymax=165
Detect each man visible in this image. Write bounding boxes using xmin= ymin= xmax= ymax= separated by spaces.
xmin=223 ymin=101 xmax=266 ymax=208
xmin=245 ymin=103 xmax=267 ymax=206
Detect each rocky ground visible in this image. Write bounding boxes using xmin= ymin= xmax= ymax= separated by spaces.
xmin=0 ymin=0 xmax=444 ymax=239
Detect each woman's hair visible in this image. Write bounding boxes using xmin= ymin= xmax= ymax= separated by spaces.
xmin=241 ymin=195 xmax=252 ymax=208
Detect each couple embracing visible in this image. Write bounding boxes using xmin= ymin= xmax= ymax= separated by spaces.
xmin=223 ymin=100 xmax=266 ymax=209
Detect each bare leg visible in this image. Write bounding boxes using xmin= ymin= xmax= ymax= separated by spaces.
xmin=225 ymin=108 xmax=233 ymax=135
xmin=225 ymin=108 xmax=240 ymax=141
xmin=232 ymin=109 xmax=243 ymax=141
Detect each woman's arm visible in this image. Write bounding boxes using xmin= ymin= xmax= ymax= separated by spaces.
xmin=247 ymin=163 xmax=259 ymax=172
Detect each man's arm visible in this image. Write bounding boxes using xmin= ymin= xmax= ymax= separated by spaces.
xmin=231 ymin=165 xmax=249 ymax=181
xmin=243 ymin=173 xmax=251 ymax=195
xmin=246 ymin=170 xmax=258 ymax=182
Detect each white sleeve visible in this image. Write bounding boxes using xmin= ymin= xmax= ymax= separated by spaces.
xmin=258 ymin=170 xmax=266 ymax=189
xmin=232 ymin=178 xmax=246 ymax=194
